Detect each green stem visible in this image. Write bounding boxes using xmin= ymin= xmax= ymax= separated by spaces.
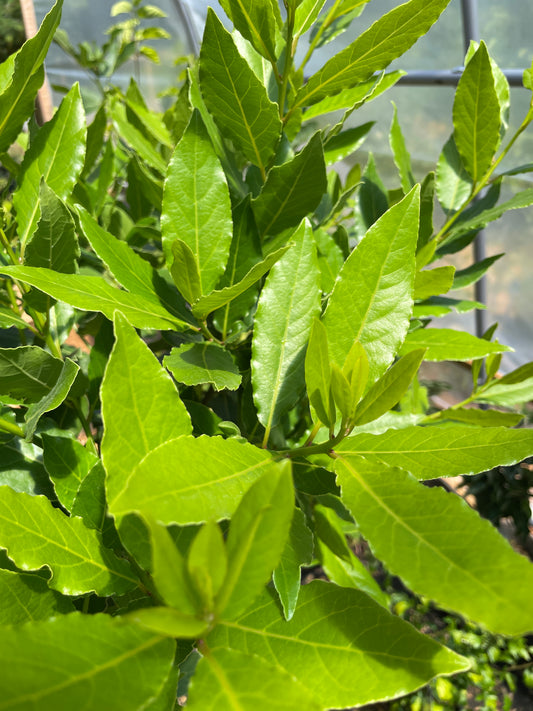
xmin=274 ymin=425 xmax=347 ymax=459
xmin=0 ymin=417 xmax=25 ymax=438
xmin=435 ymin=106 xmax=533 ymax=245
xmin=279 ymin=4 xmax=296 ymax=118
xmin=0 ymin=228 xmax=19 ymax=265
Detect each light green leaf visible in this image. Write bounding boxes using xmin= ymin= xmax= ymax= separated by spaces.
xmin=0 ymin=346 xmax=63 ymax=403
xmin=453 ymin=42 xmax=501 ymax=183
xmin=478 ymin=374 xmax=533 ymax=408
xmin=192 ymin=245 xmax=289 ymax=321
xmin=101 ymin=313 xmax=191 ymax=507
xmin=336 ymin=456 xmax=533 ymax=634
xmin=330 ymin=363 xmax=353 ymax=422
xmin=294 ymin=0 xmax=451 ymax=109
xmin=25 ymin=183 xmax=79 ymax=273
xmin=436 ymin=135 xmax=473 ymax=213
xmin=252 ymin=221 xmax=321 ymax=438
xmin=251 ymin=134 xmax=327 ymax=236
xmin=0 ymin=266 xmax=189 ymax=331
xmin=336 ymin=424 xmax=533 ymax=480
xmin=188 ymin=521 xmax=227 ymax=612
xmin=400 ymin=328 xmax=512 ymax=361
xmin=161 ymin=110 xmax=232 ymax=294
xmin=443 ymin=188 xmax=533 ymax=241
xmin=124 ymin=92 xmax=172 ymax=149
xmin=170 ymin=239 xmax=202 ymax=304
xmin=70 ymin=461 xmax=109 ymax=532
xmin=0 ymin=487 xmax=137 ymax=596
xmin=324 ymin=186 xmax=420 ymax=384
xmin=0 ymin=0 xmax=63 ymax=153
xmin=217 ymin=0 xmax=279 ymax=65
xmin=302 ymin=71 xmax=404 ymax=122
xmin=412 ymin=297 xmax=485 ymax=318
xmin=109 ymin=435 xmax=275 ymax=525
xmin=164 ymin=343 xmax=241 ymax=391
xmin=25 ymin=358 xmax=79 ymax=440
xmin=295 ymin=0 xmax=327 ymax=36
xmin=76 ymin=206 xmax=188 ymax=324
xmin=14 ymin=83 xmax=85 ymax=253
xmin=187 ymin=647 xmax=321 ymax=710
xmin=313 ymin=227 xmax=344 ymax=294
xmin=209 ymin=581 xmax=468 ymax=708
xmin=273 ymin=507 xmax=313 ymax=621
xmin=128 ymin=607 xmax=208 ymax=639
xmin=431 ymin=408 xmax=523 ymax=428
xmin=144 ymin=516 xmax=198 ymax=615
xmin=352 ymin=349 xmax=426 ymax=427
xmin=414 ymin=266 xmax=455 ymax=300
xmin=216 ymin=461 xmax=294 ymax=621
xmin=323 ymin=122 xmax=374 ymax=165
xmin=305 ymin=318 xmax=335 ymax=429
xmin=0 ymin=613 xmax=175 ymax=711
xmin=200 ymin=11 xmax=281 ymax=173
xmin=42 ymin=433 xmax=98 ymax=510
xmin=390 ymin=103 xmax=415 ymax=193
xmin=0 ymin=568 xmax=74 ymax=625
xmin=110 ymin=97 xmax=166 ymax=174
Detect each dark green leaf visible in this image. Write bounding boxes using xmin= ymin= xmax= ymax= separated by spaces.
xmin=273 ymin=507 xmax=313 ymax=620
xmin=24 ymin=358 xmax=79 ymax=440
xmin=42 ymin=433 xmax=98 ymax=511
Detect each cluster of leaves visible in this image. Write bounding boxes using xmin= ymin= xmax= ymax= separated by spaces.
xmin=1 ymin=0 xmax=533 ymax=708
xmin=388 ymin=590 xmax=533 ymax=710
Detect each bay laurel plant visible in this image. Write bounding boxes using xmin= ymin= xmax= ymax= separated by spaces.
xmin=1 ymin=0 xmax=533 ymax=708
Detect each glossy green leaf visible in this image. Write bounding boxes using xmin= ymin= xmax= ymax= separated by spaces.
xmin=0 ymin=266 xmax=189 ymax=331
xmin=14 ymin=84 xmax=86 ymax=253
xmin=305 ymin=318 xmax=335 ymax=429
xmin=330 ymin=363 xmax=353 ymax=422
xmin=110 ymin=98 xmax=166 ymax=174
xmin=76 ymin=206 xmax=189 ymax=324
xmin=200 ymin=11 xmax=281 ymax=173
xmin=453 ymin=42 xmax=501 ymax=183
xmin=352 ymin=349 xmax=426 ymax=426
xmin=251 ymin=134 xmax=327 ymax=236
xmin=302 ymin=71 xmax=404 ymax=122
xmin=0 ymin=487 xmax=137 ymax=596
xmin=0 ymin=613 xmax=175 ymax=711
xmin=478 ymin=377 xmax=533 ymax=408
xmin=161 ymin=110 xmax=232 ymax=294
xmin=24 ymin=358 xmax=79 ymax=440
xmin=144 ymin=516 xmax=198 ymax=615
xmin=252 ymin=221 xmax=321 ymax=437
xmin=390 ymin=103 xmax=415 ymax=193
xmin=124 ymin=92 xmax=173 ymax=148
xmin=400 ymin=328 xmax=512 ymax=361
xmin=323 ymin=122 xmax=374 ymax=165
xmin=42 ymin=433 xmax=98 ymax=510
xmin=218 ymin=0 xmax=279 ymax=65
xmin=216 ymin=461 xmax=294 ymax=620
xmin=295 ymin=0 xmax=327 ymax=36
xmin=0 ymin=0 xmax=63 ymax=153
xmin=324 ymin=186 xmax=420 ymax=384
xmin=443 ymin=188 xmax=533 ymax=241
xmin=273 ymin=507 xmax=314 ymax=621
xmin=187 ymin=647 xmax=321 ymax=710
xmin=313 ymin=227 xmax=344 ymax=294
xmin=336 ymin=424 xmax=533 ymax=480
xmin=170 ymin=239 xmax=202 ymax=304
xmin=164 ymin=343 xmax=241 ymax=391
xmin=436 ymin=135 xmax=473 ymax=213
xmin=336 ymin=456 xmax=533 ymax=634
xmin=453 ymin=254 xmax=504 ymax=290
xmin=70 ymin=461 xmax=109 ymax=532
xmin=0 ymin=347 xmax=63 ymax=403
xmin=128 ymin=607 xmax=208 ymax=639
xmin=101 ymin=313 xmax=191 ymax=506
xmin=414 ymin=266 xmax=455 ymax=300
xmin=209 ymin=581 xmax=468 ymax=708
xmin=0 ymin=568 xmax=74 ymax=625
xmin=294 ymin=0 xmax=451 ymax=109
xmin=25 ymin=183 xmax=79 ymax=273
xmin=431 ymin=408 xmax=523 ymax=428
xmin=188 ymin=521 xmax=227 ymax=612
xmin=192 ymin=245 xmax=288 ymax=321
xmin=109 ymin=435 xmax=275 ymax=525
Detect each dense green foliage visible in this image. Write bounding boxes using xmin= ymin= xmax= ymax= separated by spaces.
xmin=0 ymin=1 xmax=533 ymax=708
xmin=0 ymin=0 xmax=25 ymax=64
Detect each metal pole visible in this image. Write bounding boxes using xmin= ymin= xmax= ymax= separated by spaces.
xmin=460 ymin=0 xmax=487 ymax=339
